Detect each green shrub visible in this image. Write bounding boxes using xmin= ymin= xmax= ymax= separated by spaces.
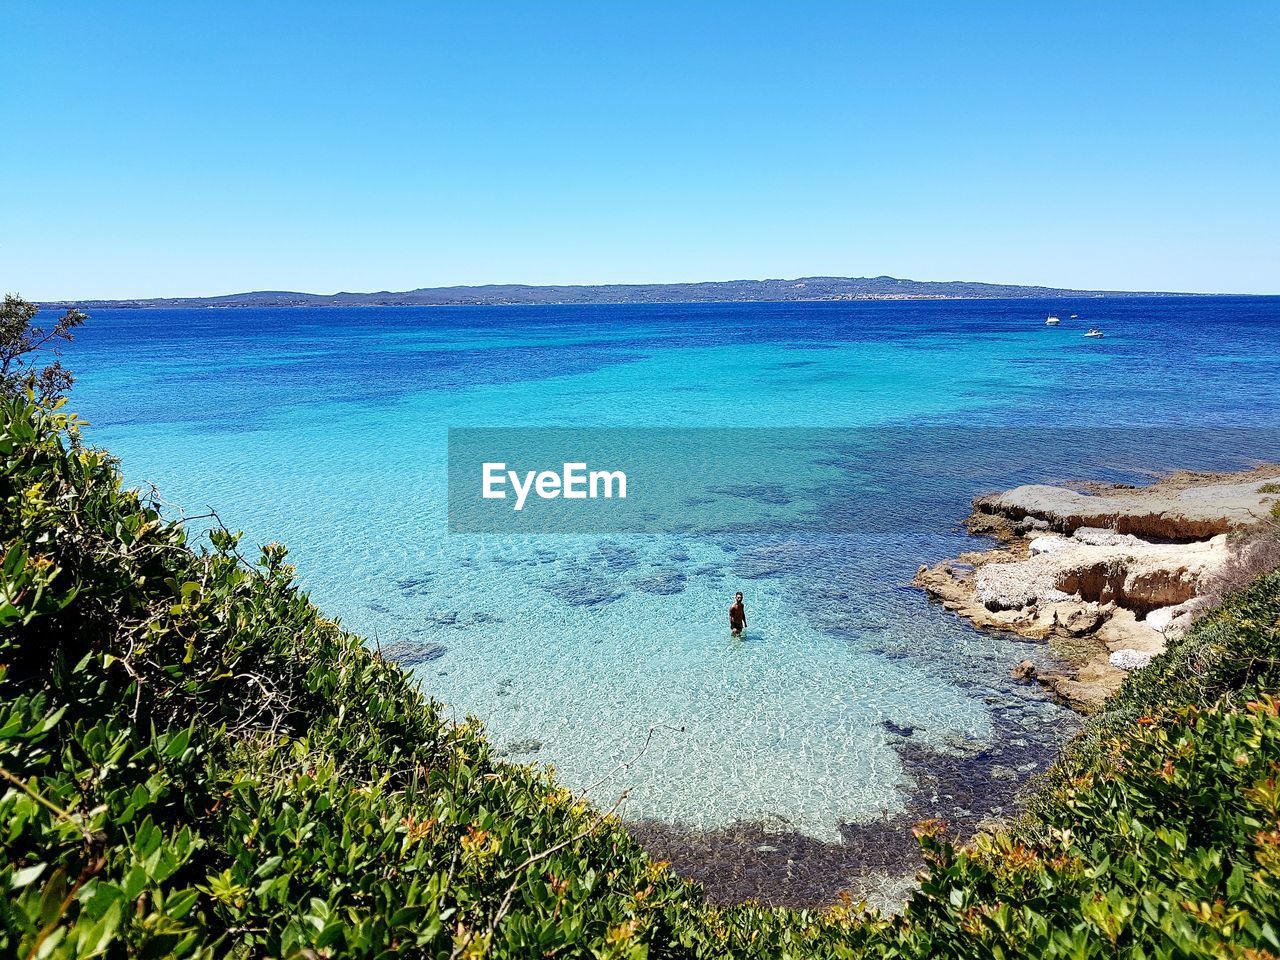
xmin=898 ymin=696 xmax=1280 ymax=957
xmin=1255 ymin=481 xmax=1280 ymax=520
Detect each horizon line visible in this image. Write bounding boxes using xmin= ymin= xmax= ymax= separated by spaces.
xmin=33 ymin=273 xmax=1271 ymax=306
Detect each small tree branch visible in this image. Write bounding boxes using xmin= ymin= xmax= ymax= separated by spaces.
xmin=0 ymin=765 xmax=94 ymax=843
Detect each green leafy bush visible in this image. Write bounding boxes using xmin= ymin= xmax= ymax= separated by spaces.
xmin=898 ymin=693 xmax=1280 ymax=957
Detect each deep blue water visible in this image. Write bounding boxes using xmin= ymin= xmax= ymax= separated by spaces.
xmin=62 ymin=296 xmax=1280 ymax=839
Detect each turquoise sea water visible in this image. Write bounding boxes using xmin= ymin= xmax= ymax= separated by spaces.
xmin=63 ymin=297 xmax=1280 ymax=844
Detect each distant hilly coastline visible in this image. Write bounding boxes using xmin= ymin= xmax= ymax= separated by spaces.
xmin=49 ymin=275 xmax=1198 ymax=309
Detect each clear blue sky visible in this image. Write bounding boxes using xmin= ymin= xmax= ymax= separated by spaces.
xmin=3 ymin=1 xmax=1278 ymax=298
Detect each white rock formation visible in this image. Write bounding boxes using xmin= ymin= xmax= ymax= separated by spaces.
xmin=1109 ymin=648 xmax=1155 ymax=671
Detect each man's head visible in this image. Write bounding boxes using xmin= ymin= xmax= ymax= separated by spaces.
xmin=735 ymin=592 xmax=743 ymax=602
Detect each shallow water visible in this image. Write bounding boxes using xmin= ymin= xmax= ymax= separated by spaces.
xmin=64 ymin=297 xmax=1280 ymax=843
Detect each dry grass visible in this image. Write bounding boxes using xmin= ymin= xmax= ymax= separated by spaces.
xmin=1195 ymin=521 xmax=1280 ymax=617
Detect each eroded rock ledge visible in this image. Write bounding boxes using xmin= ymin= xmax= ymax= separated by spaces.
xmin=916 ymin=465 xmax=1280 ymax=711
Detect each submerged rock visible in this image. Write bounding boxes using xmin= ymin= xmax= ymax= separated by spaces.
xmin=882 ymin=719 xmax=916 ymax=738
xmin=547 ymin=578 xmax=624 ymax=606
xmin=379 ymin=641 xmax=447 ymax=668
xmin=1010 ymin=660 xmax=1038 ymax=681
xmin=497 ymin=738 xmax=543 ymax=757
xmin=633 ymin=569 xmax=688 ymax=595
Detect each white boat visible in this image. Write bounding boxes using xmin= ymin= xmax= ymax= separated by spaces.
xmin=1084 ymin=328 xmax=1104 ymax=338
xmin=1070 ymin=313 xmax=1078 ymax=318
xmin=1045 ymin=315 xmax=1061 ymax=325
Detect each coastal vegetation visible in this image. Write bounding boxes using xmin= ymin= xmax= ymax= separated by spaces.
xmin=2 ymin=302 xmax=1279 ymax=956
xmin=1262 ymin=484 xmax=1280 ymax=520
xmin=0 ymin=295 xmax=85 ymax=403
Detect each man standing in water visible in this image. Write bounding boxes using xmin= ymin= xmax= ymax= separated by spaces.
xmin=729 ymin=592 xmax=746 ymax=637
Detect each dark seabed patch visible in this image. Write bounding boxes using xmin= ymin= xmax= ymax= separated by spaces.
xmin=416 ymin=610 xmax=501 ymax=630
xmin=628 ymin=705 xmax=1076 ymax=909
xmin=379 ymin=640 xmax=448 ymax=669
xmin=498 ymin=737 xmax=544 ymax=757
xmin=708 ymin=483 xmax=796 ymax=506
xmin=394 ymin=574 xmax=436 ymax=595
xmin=547 ymin=578 xmax=625 ymax=606
xmin=591 ymin=540 xmax=640 ymax=573
xmin=731 ymin=540 xmax=826 ymax=580
xmin=634 ymin=569 xmax=688 ymax=595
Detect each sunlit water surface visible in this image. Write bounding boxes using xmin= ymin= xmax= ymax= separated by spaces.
xmin=64 ymin=297 xmax=1280 ymax=840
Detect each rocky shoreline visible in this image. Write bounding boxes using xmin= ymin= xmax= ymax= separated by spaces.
xmin=916 ymin=465 xmax=1280 ymax=711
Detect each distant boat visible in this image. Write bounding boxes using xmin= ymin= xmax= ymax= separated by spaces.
xmin=1045 ymin=315 xmax=1061 ymax=325
xmin=1070 ymin=313 xmax=1078 ymax=318
xmin=1084 ymin=328 xmax=1104 ymax=338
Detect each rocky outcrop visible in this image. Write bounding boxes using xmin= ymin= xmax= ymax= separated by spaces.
xmin=917 ymin=466 xmax=1280 ymax=712
xmin=972 ymin=466 xmax=1280 ymax=542
xmin=980 ymin=531 xmax=1227 ymax=615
